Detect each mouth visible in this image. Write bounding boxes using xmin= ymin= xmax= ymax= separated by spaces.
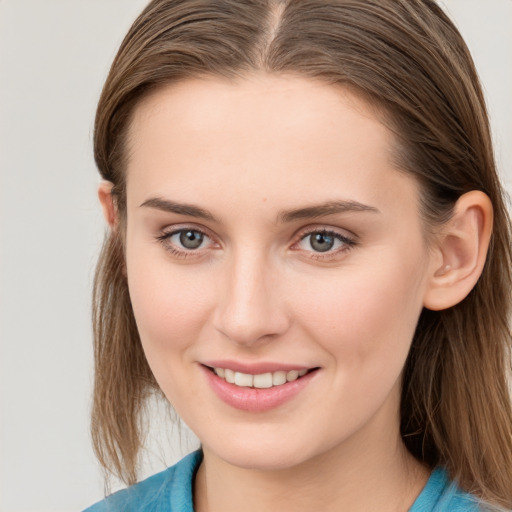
xmin=203 ymin=365 xmax=318 ymax=389
xmin=201 ymin=363 xmax=320 ymax=412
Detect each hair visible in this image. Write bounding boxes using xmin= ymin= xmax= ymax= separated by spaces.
xmin=91 ymin=0 xmax=512 ymax=507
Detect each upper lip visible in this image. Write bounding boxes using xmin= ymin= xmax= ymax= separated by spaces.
xmin=201 ymin=360 xmax=316 ymax=374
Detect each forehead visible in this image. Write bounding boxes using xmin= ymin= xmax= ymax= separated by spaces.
xmin=128 ymin=74 xmax=390 ymax=160
xmin=125 ymin=74 xmax=419 ymax=221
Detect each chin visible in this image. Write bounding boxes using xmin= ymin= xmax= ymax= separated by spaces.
xmin=201 ymin=432 xmax=326 ymax=472
xmin=224 ymin=448 xmax=307 ymax=471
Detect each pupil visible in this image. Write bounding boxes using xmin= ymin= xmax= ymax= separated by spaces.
xmin=311 ymin=233 xmax=334 ymax=252
xmin=180 ymin=230 xmax=203 ymax=249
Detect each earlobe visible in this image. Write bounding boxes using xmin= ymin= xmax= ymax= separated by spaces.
xmin=423 ymin=191 xmax=493 ymax=311
xmin=98 ymin=180 xmax=118 ymax=229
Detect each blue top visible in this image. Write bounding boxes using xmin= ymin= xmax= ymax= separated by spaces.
xmin=84 ymin=450 xmax=483 ymax=511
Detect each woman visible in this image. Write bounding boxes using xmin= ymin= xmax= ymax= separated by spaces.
xmin=85 ymin=0 xmax=512 ymax=510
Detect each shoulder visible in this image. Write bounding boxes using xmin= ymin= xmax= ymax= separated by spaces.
xmin=83 ymin=450 xmax=202 ymax=512
xmin=410 ymin=467 xmax=490 ymax=512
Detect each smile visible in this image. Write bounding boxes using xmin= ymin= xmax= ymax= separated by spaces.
xmin=211 ymin=367 xmax=309 ymax=388
xmin=202 ymin=364 xmax=319 ymax=412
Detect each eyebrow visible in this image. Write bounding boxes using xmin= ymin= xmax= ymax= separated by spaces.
xmin=140 ymin=197 xmax=217 ymax=221
xmin=277 ymin=200 xmax=380 ymax=223
xmin=140 ymin=197 xmax=379 ymax=223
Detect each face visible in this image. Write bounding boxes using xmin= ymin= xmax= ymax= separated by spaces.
xmin=122 ymin=75 xmax=434 ymax=471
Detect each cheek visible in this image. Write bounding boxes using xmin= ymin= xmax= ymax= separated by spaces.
xmin=293 ymin=256 xmax=427 ymax=370
xmin=125 ymin=244 xmax=214 ymax=359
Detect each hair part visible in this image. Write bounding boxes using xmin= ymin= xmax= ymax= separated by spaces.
xmin=92 ymin=0 xmax=512 ymax=506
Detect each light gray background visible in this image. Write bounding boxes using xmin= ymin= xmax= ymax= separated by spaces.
xmin=0 ymin=1 xmax=511 ymax=511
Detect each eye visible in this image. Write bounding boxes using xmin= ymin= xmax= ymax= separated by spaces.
xmin=156 ymin=227 xmax=215 ymax=257
xmin=305 ymin=232 xmax=337 ymax=252
xmin=172 ymin=229 xmax=206 ymax=250
xmin=295 ymin=229 xmax=356 ymax=257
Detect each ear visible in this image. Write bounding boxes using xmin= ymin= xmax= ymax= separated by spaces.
xmin=423 ymin=191 xmax=493 ymax=311
xmin=98 ymin=180 xmax=117 ymax=229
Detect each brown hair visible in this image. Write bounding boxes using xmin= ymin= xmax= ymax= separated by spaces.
xmin=91 ymin=0 xmax=512 ymax=506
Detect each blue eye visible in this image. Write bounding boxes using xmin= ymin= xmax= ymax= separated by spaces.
xmin=308 ymin=232 xmax=336 ymax=252
xmin=157 ymin=228 xmax=213 ymax=256
xmin=172 ymin=229 xmax=205 ymax=250
xmin=298 ymin=230 xmax=355 ymax=254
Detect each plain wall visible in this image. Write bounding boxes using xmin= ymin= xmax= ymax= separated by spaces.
xmin=0 ymin=1 xmax=510 ymax=510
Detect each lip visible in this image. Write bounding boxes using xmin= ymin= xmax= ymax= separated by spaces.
xmin=201 ymin=359 xmax=311 ymax=374
xmin=200 ymin=363 xmax=319 ymax=413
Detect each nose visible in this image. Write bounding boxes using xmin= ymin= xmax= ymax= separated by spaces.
xmin=213 ymin=249 xmax=291 ymax=347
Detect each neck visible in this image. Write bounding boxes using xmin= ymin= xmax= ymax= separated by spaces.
xmin=194 ymin=419 xmax=429 ymax=512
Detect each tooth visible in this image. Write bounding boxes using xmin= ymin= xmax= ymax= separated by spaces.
xmin=253 ymin=373 xmax=273 ymax=389
xmin=216 ymin=367 xmax=310 ymax=387
xmin=235 ymin=372 xmax=253 ymax=387
xmin=287 ymin=370 xmax=299 ymax=382
xmin=272 ymin=371 xmax=287 ymax=386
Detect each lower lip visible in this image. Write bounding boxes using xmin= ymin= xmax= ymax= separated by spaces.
xmin=201 ymin=366 xmax=318 ymax=413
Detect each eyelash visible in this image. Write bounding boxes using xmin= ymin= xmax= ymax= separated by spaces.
xmin=155 ymin=226 xmax=214 ymax=259
xmin=155 ymin=226 xmax=357 ymax=261
xmin=293 ymin=228 xmax=357 ymax=260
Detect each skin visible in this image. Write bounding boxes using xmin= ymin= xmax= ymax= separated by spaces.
xmin=99 ymin=74 xmax=493 ymax=512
